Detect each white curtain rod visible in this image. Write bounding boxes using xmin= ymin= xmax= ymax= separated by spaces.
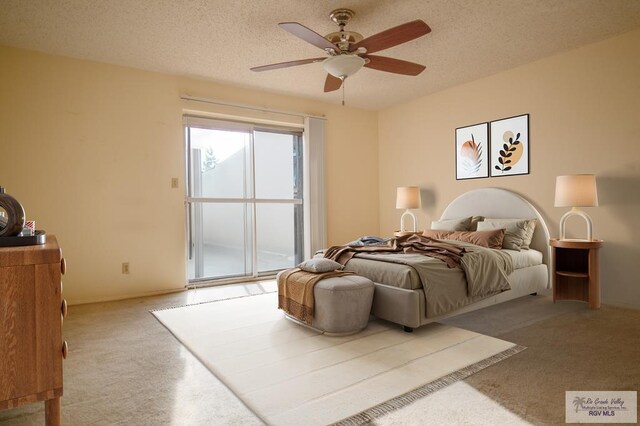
xmin=180 ymin=95 xmax=326 ymax=120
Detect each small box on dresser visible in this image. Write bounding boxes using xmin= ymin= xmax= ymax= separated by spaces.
xmin=0 ymin=235 xmax=66 ymax=426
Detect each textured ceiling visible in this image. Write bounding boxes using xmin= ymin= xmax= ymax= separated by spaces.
xmin=1 ymin=0 xmax=640 ymax=110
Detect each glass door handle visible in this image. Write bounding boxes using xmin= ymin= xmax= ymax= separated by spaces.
xmin=187 ymin=202 xmax=193 ymax=260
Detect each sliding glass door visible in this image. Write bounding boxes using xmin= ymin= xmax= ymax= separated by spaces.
xmin=185 ymin=117 xmax=303 ymax=283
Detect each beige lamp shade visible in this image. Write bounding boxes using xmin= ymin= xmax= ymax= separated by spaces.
xmin=396 ymin=186 xmax=421 ymax=209
xmin=554 ymin=175 xmax=599 ymax=207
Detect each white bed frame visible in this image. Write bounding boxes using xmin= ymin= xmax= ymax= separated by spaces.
xmin=370 ymin=187 xmax=551 ymax=330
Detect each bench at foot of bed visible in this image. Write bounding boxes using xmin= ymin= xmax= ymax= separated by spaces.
xmin=278 ymin=271 xmax=375 ymax=335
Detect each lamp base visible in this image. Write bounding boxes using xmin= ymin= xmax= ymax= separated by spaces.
xmin=399 ymin=210 xmax=417 ymax=233
xmin=559 ymin=207 xmax=594 ymax=241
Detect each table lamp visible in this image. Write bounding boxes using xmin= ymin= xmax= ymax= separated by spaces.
xmin=396 ymin=186 xmax=421 ymax=232
xmin=554 ymin=174 xmax=598 ymax=241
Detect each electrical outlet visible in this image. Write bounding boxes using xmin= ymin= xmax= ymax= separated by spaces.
xmin=171 ymin=178 xmax=179 ymax=189
xmin=122 ymin=262 xmax=130 ymax=274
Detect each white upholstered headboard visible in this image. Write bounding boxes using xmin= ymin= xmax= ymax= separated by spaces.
xmin=440 ymin=188 xmax=551 ymax=268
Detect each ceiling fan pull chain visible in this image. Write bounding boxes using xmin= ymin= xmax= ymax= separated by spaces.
xmin=342 ymin=78 xmax=345 ymax=106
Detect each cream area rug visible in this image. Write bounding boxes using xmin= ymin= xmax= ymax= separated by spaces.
xmin=152 ymin=292 xmax=524 ymax=425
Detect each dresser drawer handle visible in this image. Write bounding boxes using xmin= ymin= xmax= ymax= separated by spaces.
xmin=61 ymin=299 xmax=68 ymax=318
xmin=62 ymin=341 xmax=68 ymax=359
xmin=60 ymin=258 xmax=67 ymax=275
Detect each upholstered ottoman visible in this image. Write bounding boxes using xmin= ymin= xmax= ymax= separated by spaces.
xmin=278 ymin=271 xmax=375 ymax=335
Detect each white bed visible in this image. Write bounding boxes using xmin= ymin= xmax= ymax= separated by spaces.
xmin=368 ymin=187 xmax=551 ymax=331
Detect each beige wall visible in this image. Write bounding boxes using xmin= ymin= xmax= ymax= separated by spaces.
xmin=378 ymin=29 xmax=640 ymax=309
xmin=3 ymin=28 xmax=638 ymax=308
xmin=0 ymin=46 xmax=379 ymax=304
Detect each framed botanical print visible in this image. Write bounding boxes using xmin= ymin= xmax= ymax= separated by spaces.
xmin=490 ymin=114 xmax=529 ymax=177
xmin=455 ymin=122 xmax=489 ymax=180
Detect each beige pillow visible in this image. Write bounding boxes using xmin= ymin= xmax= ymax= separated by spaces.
xmin=477 ymin=218 xmax=537 ymax=250
xmin=520 ymin=219 xmax=537 ymax=249
xmin=430 ymin=217 xmax=472 ymax=231
xmin=422 ymin=229 xmax=505 ymax=249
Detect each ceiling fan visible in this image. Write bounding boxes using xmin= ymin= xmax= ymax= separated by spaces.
xmin=250 ymin=9 xmax=431 ymax=97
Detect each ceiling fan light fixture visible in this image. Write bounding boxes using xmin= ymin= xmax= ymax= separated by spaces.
xmin=323 ymin=55 xmax=365 ymax=78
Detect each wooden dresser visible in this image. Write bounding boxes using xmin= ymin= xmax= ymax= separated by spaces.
xmin=0 ymin=236 xmax=67 ymax=425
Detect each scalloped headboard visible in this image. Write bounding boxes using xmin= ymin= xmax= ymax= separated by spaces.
xmin=440 ymin=188 xmax=551 ymax=268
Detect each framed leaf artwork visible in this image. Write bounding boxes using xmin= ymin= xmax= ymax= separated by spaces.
xmin=455 ymin=122 xmax=489 ymax=180
xmin=490 ymin=114 xmax=529 ymax=177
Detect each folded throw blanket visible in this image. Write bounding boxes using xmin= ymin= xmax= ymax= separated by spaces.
xmin=277 ymin=268 xmax=354 ymax=325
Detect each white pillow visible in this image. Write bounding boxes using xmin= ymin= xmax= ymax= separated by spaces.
xmin=297 ymin=258 xmax=343 ymax=273
xmin=431 ymin=217 xmax=472 ymax=231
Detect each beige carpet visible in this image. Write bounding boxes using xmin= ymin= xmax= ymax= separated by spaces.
xmin=458 ymin=303 xmax=640 ymax=425
xmin=152 ymin=292 xmax=524 ymax=426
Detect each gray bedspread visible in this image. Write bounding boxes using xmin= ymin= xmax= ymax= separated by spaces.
xmin=346 ymin=241 xmax=514 ymax=317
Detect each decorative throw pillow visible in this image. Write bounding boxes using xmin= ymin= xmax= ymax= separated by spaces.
xmin=481 ymin=218 xmax=537 ymax=249
xmin=469 ymin=216 xmax=484 ymax=231
xmin=477 ymin=219 xmax=536 ymax=250
xmin=297 ymin=258 xmax=343 ymax=273
xmin=430 ymin=217 xmax=472 ymax=231
xmin=521 ymin=219 xmax=537 ymax=249
xmin=423 ymin=229 xmax=505 ymax=249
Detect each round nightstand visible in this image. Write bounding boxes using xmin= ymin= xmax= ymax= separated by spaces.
xmin=550 ymin=239 xmax=603 ymax=309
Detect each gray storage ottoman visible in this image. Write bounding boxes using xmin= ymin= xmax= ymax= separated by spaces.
xmin=279 ymin=272 xmax=375 ymax=335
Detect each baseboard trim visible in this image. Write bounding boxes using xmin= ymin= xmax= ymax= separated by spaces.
xmin=67 ymin=287 xmax=186 ymax=306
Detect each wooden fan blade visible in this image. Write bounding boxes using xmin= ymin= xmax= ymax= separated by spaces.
xmin=279 ymin=22 xmax=339 ymax=52
xmin=324 ymin=74 xmax=343 ymax=92
xmin=351 ymin=20 xmax=431 ymax=54
xmin=250 ymin=57 xmax=326 ymax=72
xmin=364 ymin=55 xmax=426 ymax=76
